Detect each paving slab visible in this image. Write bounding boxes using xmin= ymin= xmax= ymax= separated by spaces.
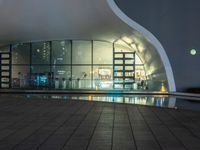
xmin=0 ymin=95 xmax=199 ymax=150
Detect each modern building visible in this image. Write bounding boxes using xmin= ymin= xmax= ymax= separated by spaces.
xmin=0 ymin=0 xmax=199 ymax=92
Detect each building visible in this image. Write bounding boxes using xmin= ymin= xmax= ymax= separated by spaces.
xmin=0 ymin=0 xmax=199 ymax=92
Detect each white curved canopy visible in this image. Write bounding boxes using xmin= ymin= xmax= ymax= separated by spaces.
xmin=0 ymin=0 xmax=175 ymax=91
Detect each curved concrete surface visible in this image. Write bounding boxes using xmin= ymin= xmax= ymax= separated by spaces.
xmin=0 ymin=0 xmax=176 ymax=91
xmin=107 ymin=0 xmax=175 ymax=92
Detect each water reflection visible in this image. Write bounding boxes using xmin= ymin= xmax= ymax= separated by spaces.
xmin=25 ymin=94 xmax=174 ymax=108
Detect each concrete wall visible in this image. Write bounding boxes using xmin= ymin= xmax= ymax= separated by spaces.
xmin=115 ymin=0 xmax=200 ymax=91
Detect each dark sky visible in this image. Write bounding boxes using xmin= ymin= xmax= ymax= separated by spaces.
xmin=115 ymin=0 xmax=200 ymax=91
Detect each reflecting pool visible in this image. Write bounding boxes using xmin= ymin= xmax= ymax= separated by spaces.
xmin=8 ymin=94 xmax=196 ymax=111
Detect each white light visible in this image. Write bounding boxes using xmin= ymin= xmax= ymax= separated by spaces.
xmin=131 ymin=43 xmax=137 ymax=51
xmin=58 ymin=70 xmax=66 ymax=74
xmin=122 ymin=36 xmax=132 ymax=44
xmin=57 ymin=58 xmax=63 ymax=61
xmin=138 ymin=44 xmax=145 ymax=53
xmin=190 ymin=49 xmax=197 ymax=55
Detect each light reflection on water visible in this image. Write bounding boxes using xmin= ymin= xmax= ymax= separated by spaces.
xmin=25 ymin=94 xmax=174 ymax=108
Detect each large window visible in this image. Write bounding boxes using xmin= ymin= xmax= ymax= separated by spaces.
xmin=0 ymin=46 xmax=10 ymax=52
xmin=12 ymin=43 xmax=30 ymax=64
xmin=93 ymin=65 xmax=113 ymax=89
xmin=32 ymin=42 xmax=50 ymax=64
xmin=93 ymin=41 xmax=113 ymax=64
xmin=72 ymin=41 xmax=91 ymax=64
xmin=12 ymin=66 xmax=30 ymax=88
xmin=52 ymin=41 xmax=71 ymax=65
xmin=72 ymin=66 xmax=92 ymax=89
xmin=8 ymin=40 xmax=147 ymax=90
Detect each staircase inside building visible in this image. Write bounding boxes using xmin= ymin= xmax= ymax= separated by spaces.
xmin=0 ymin=52 xmax=11 ymax=89
xmin=113 ymin=51 xmax=135 ymax=89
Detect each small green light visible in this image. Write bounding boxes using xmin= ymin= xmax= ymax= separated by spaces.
xmin=190 ymin=49 xmax=197 ymax=55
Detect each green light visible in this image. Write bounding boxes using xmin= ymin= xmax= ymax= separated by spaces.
xmin=190 ymin=49 xmax=197 ymax=55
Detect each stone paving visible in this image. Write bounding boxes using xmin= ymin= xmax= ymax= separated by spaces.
xmin=0 ymin=95 xmax=200 ymax=150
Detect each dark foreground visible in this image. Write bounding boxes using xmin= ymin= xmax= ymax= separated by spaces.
xmin=0 ymin=95 xmax=200 ymax=150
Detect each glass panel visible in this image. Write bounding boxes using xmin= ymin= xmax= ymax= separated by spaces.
xmin=114 ymin=84 xmax=123 ymax=89
xmin=135 ymin=65 xmax=147 ymax=90
xmin=1 ymin=72 xmax=9 ymax=76
xmin=72 ymin=66 xmax=91 ymax=89
xmin=31 ymin=65 xmax=50 ymax=88
xmin=135 ymin=65 xmax=146 ymax=81
xmin=32 ymin=42 xmax=50 ymax=64
xmin=115 ymin=54 xmax=123 ymax=58
xmin=125 ymin=53 xmax=134 ymax=58
xmin=93 ymin=66 xmax=113 ymax=89
xmin=52 ymin=65 xmax=71 ymax=89
xmin=1 ymin=66 xmax=9 ymax=70
xmin=125 ymin=66 xmax=134 ymax=70
xmin=114 ymin=71 xmax=123 ymax=77
xmin=72 ymin=41 xmax=91 ymax=64
xmin=1 ymin=78 xmax=9 ymax=82
xmin=125 ymin=72 xmax=134 ymax=77
xmin=93 ymin=41 xmax=113 ymax=64
xmin=1 ymin=60 xmax=9 ymax=64
xmin=12 ymin=43 xmax=30 ymax=64
xmin=1 ymin=54 xmax=10 ymax=58
xmin=52 ymin=41 xmax=71 ymax=65
xmin=125 ymin=59 xmax=134 ymax=64
xmin=135 ymin=54 xmax=143 ymax=65
xmin=31 ymin=65 xmax=50 ymax=74
xmin=0 ymin=46 xmax=10 ymax=52
xmin=12 ymin=66 xmax=30 ymax=88
xmin=114 ymin=60 xmax=123 ymax=64
xmin=114 ymin=66 xmax=123 ymax=71
xmin=1 ymin=84 xmax=9 ymax=88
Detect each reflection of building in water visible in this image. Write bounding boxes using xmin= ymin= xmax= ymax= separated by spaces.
xmin=75 ymin=95 xmax=169 ymax=107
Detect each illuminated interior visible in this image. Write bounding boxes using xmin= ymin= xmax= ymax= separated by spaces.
xmin=0 ymin=40 xmax=153 ymax=91
xmin=0 ymin=0 xmax=175 ymax=92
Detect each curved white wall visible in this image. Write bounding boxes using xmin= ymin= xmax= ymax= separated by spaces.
xmin=107 ymin=0 xmax=176 ymax=92
xmin=0 ymin=0 xmax=176 ymax=91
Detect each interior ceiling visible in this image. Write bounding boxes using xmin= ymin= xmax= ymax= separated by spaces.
xmin=0 ymin=0 xmax=133 ymax=44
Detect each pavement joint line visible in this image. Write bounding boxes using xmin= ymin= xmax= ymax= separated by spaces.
xmin=85 ymin=103 xmax=104 ymax=150
xmin=149 ymin=107 xmax=189 ymax=150
xmin=60 ymin=102 xmax=96 ymax=150
xmin=111 ymin=103 xmax=116 ymax=150
xmin=34 ymin=101 xmax=85 ymax=150
xmin=126 ymin=104 xmax=138 ymax=150
xmin=0 ymin=101 xmax=76 ymax=148
xmin=10 ymin=101 xmax=79 ymax=150
xmin=164 ymin=109 xmax=200 ymax=139
xmin=137 ymin=106 xmax=163 ymax=150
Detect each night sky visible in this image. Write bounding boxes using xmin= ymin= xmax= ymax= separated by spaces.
xmin=115 ymin=0 xmax=200 ymax=91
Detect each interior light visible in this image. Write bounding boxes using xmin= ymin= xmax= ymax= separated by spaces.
xmin=122 ymin=36 xmax=132 ymax=44
xmin=138 ymin=44 xmax=145 ymax=53
xmin=131 ymin=43 xmax=137 ymax=51
xmin=190 ymin=49 xmax=197 ymax=55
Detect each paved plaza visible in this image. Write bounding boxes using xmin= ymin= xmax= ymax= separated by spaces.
xmin=0 ymin=95 xmax=199 ymax=150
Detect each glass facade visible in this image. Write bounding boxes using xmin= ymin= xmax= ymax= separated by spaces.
xmin=7 ymin=40 xmax=147 ymax=90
